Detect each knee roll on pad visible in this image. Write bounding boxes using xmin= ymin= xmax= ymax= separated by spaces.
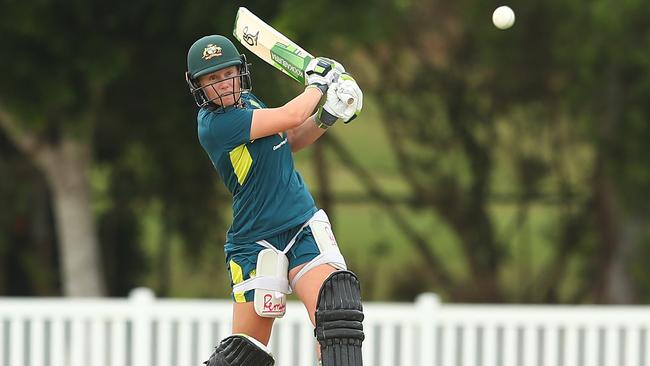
xmin=315 ymin=270 xmax=365 ymax=366
xmin=203 ymin=334 xmax=275 ymax=366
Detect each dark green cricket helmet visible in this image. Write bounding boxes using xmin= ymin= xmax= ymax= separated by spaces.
xmin=185 ymin=35 xmax=251 ymax=108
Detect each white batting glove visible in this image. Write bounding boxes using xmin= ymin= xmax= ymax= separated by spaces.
xmin=334 ymin=74 xmax=363 ymax=123
xmin=304 ymin=57 xmax=345 ymax=94
xmin=315 ymin=74 xmax=363 ymax=128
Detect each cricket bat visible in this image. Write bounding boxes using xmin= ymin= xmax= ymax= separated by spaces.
xmin=233 ymin=7 xmax=353 ymax=104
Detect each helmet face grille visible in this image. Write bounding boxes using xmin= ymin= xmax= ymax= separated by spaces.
xmin=186 ymin=36 xmax=253 ymax=110
xmin=186 ymin=63 xmax=252 ymax=110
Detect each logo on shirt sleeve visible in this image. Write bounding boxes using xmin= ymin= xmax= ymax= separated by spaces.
xmin=273 ymin=137 xmax=288 ymax=151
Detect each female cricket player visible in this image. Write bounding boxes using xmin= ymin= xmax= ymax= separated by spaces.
xmin=186 ymin=35 xmax=365 ymax=366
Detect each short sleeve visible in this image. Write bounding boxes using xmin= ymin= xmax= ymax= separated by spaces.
xmin=198 ymin=108 xmax=253 ymax=154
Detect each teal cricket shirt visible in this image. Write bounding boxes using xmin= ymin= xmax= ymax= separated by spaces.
xmin=196 ymin=93 xmax=317 ymax=244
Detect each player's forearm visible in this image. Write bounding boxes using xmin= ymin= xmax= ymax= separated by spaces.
xmin=280 ymin=87 xmax=323 ymax=127
xmin=287 ymin=115 xmax=327 ymax=152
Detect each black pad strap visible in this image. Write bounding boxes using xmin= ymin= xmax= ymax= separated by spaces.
xmin=315 ymin=271 xmax=365 ymax=366
xmin=203 ymin=335 xmax=275 ymax=366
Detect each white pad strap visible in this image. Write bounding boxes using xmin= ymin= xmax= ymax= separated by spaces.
xmin=232 ymin=241 xmax=291 ymax=294
xmin=231 ymin=210 xmax=346 ymax=295
xmin=290 ymin=252 xmax=347 ymax=289
xmin=291 ymin=210 xmax=347 ymax=289
xmin=279 ymin=218 xmax=312 ymax=255
xmin=232 ymin=275 xmax=290 ymax=294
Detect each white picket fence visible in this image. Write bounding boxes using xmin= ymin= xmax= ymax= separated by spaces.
xmin=1 ymin=288 xmax=649 ymax=366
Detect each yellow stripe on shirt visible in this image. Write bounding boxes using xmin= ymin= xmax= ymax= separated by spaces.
xmin=229 ymin=144 xmax=253 ymax=185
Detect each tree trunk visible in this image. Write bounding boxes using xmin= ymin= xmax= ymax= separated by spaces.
xmin=593 ymin=66 xmax=633 ymax=304
xmin=606 ymin=216 xmax=643 ymax=303
xmin=595 ymin=171 xmax=636 ymax=304
xmin=34 ymin=138 xmax=106 ymax=297
xmin=604 ymin=233 xmax=636 ymax=304
xmin=1 ymin=104 xmax=105 ymax=297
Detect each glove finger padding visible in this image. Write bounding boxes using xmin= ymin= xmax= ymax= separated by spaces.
xmin=323 ymin=82 xmax=356 ymax=123
xmin=315 ymin=83 xmax=343 ymax=128
xmin=336 ymin=75 xmax=363 ymax=123
xmin=318 ymin=74 xmax=363 ymax=127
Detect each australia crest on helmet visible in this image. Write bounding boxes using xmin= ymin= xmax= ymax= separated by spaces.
xmin=203 ymin=44 xmax=223 ymax=60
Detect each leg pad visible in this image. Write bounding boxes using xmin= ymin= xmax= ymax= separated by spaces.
xmin=203 ymin=334 xmax=275 ymax=366
xmin=315 ymin=271 xmax=364 ymax=366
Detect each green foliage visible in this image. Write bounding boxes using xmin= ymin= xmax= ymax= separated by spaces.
xmin=1 ymin=0 xmax=649 ymax=302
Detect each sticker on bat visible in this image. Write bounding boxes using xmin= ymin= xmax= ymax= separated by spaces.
xmin=242 ymin=26 xmax=259 ymax=46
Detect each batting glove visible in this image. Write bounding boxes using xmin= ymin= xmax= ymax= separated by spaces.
xmin=315 ymin=74 xmax=363 ymax=128
xmin=305 ymin=57 xmax=345 ymax=95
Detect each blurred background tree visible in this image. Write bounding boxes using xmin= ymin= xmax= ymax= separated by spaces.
xmin=0 ymin=0 xmax=648 ymax=303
